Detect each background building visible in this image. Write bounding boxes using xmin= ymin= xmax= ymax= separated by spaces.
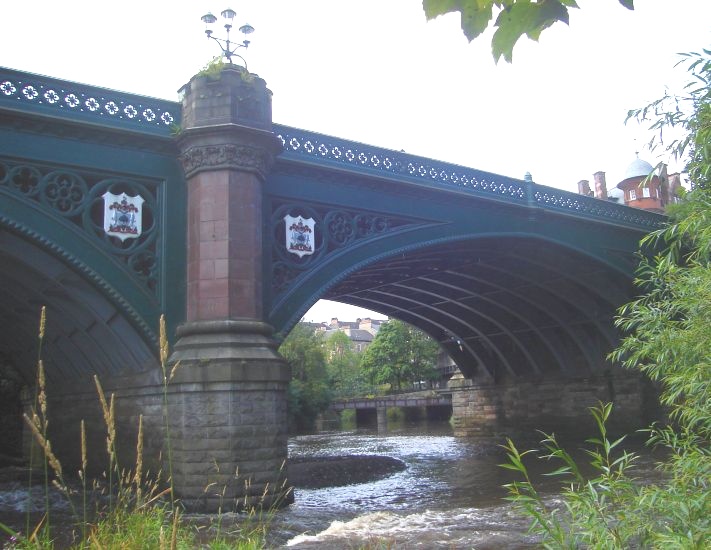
xmin=577 ymin=156 xmax=683 ymax=213
xmin=316 ymin=317 xmax=387 ymax=352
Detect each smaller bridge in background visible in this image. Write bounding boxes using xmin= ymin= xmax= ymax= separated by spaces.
xmin=330 ymin=390 xmax=453 ymax=431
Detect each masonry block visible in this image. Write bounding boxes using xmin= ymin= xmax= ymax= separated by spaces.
xmin=449 ymin=370 xmax=659 ymax=440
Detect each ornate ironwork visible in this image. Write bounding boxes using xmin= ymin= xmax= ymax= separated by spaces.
xmin=273 ymin=124 xmax=667 ymax=230
xmin=532 ymin=188 xmax=661 ymax=226
xmin=274 ymin=124 xmax=526 ymax=200
xmin=0 ymin=67 xmax=668 ymax=233
xmin=270 ymin=202 xmax=430 ymax=296
xmin=0 ymin=157 xmax=161 ymax=296
xmin=0 ymin=67 xmax=177 ymax=136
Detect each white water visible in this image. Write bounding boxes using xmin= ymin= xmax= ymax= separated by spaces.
xmin=0 ymin=424 xmax=657 ymax=548
xmin=271 ymin=425 xmax=657 ymax=549
xmin=286 ymin=507 xmax=536 ymax=548
xmin=271 ymin=426 xmax=541 ymax=548
xmin=0 ymin=481 xmax=70 ymax=513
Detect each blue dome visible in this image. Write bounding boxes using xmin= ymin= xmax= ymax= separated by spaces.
xmin=622 ymin=158 xmax=654 ymax=181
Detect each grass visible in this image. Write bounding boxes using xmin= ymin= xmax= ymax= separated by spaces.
xmin=1 ymin=312 xmax=278 ymax=550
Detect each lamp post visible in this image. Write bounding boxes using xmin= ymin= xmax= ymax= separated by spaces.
xmin=201 ymin=7 xmax=254 ymax=66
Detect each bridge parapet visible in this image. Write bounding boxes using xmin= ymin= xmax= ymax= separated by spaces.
xmin=0 ymin=67 xmax=666 ymax=233
xmin=0 ymin=67 xmax=179 ymax=137
xmin=274 ymin=124 xmax=666 ymax=231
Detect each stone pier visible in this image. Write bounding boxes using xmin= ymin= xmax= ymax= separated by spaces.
xmin=376 ymin=406 xmax=388 ymax=433
xmin=448 ymin=370 xmax=659 ymax=439
xmin=169 ymin=65 xmax=291 ymax=511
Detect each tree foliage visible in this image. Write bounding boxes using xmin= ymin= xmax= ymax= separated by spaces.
xmin=323 ymin=330 xmax=366 ymax=397
xmin=422 ymin=0 xmax=634 ymax=63
xmin=279 ymin=322 xmax=331 ymax=432
xmin=502 ymin=49 xmax=711 ymax=548
xmin=360 ymin=320 xmax=440 ymax=391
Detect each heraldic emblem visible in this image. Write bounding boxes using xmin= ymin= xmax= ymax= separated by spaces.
xmin=284 ymin=214 xmax=315 ymax=258
xmin=102 ymin=191 xmax=144 ymax=241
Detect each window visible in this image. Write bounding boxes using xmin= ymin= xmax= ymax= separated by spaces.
xmin=629 ymin=189 xmax=637 ymax=200
xmin=643 ymin=187 xmax=651 ymax=198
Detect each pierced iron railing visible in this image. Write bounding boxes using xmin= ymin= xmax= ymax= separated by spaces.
xmin=0 ymin=67 xmax=178 ymax=136
xmin=0 ymin=67 xmax=666 ymax=231
xmin=274 ymin=124 xmax=667 ymax=231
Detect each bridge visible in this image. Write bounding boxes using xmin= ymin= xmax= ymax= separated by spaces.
xmin=0 ymin=64 xmax=664 ymax=511
xmin=330 ymin=390 xmax=453 ymax=432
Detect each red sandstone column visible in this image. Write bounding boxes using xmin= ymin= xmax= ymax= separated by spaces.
xmin=169 ymin=66 xmax=291 ymax=512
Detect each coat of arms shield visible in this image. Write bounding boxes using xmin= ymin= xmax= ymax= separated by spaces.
xmin=103 ymin=191 xmax=144 ymax=241
xmin=284 ymin=214 xmax=315 ymax=257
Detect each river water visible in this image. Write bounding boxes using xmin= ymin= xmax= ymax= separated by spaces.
xmin=268 ymin=422 xmax=658 ymax=549
xmin=0 ymin=421 xmax=659 ymax=548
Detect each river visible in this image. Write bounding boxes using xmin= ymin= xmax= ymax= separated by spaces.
xmin=0 ymin=421 xmax=659 ymax=548
xmin=267 ymin=422 xmax=658 ymax=548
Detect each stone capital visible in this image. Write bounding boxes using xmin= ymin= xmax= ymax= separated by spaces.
xmin=177 ymin=125 xmax=282 ymax=180
xmin=176 ymin=65 xmax=282 ymax=180
xmin=169 ymin=319 xmax=291 ymax=384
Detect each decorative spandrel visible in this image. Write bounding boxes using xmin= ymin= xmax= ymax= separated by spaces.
xmin=0 ymin=157 xmax=161 ymax=298
xmin=270 ymin=202 xmax=429 ymax=298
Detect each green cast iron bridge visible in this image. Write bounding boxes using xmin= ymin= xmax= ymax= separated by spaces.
xmin=0 ymin=66 xmax=665 ymax=387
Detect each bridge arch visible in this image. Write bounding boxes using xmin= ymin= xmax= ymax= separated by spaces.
xmin=0 ymin=208 xmax=157 ymax=385
xmin=269 ymin=230 xmax=636 ymax=381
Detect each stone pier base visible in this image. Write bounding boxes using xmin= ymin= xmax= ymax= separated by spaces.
xmin=449 ymin=371 xmax=659 ymax=439
xmin=168 ymin=319 xmax=292 ymax=512
xmin=23 ymin=319 xmax=292 ymax=513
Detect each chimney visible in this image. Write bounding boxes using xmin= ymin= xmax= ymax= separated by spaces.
xmin=593 ymin=171 xmax=607 ymax=199
xmin=668 ymin=173 xmax=682 ymax=203
xmin=577 ymin=179 xmax=593 ymax=196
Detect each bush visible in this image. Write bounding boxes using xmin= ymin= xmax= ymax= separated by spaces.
xmin=502 ymin=49 xmax=711 ymax=549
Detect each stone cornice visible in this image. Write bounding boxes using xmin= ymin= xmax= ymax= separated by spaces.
xmin=177 ymin=124 xmax=282 ymax=180
xmin=179 ymin=142 xmax=271 ymax=180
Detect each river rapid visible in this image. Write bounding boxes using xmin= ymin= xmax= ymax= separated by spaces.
xmin=0 ymin=421 xmax=660 ymax=549
xmin=268 ymin=422 xmax=658 ymax=549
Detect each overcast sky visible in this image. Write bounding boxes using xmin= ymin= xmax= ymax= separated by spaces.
xmin=3 ymin=1 xmax=710 ymax=323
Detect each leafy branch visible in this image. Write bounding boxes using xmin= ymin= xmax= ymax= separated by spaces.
xmin=423 ymin=0 xmax=634 ymax=63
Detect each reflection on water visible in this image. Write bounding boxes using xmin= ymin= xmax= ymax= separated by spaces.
xmin=0 ymin=422 xmax=659 ymax=549
xmin=271 ymin=423 xmax=535 ymax=548
xmin=272 ymin=423 xmax=658 ymax=549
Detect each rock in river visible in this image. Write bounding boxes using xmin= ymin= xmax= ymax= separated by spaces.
xmin=288 ymin=455 xmax=406 ymax=489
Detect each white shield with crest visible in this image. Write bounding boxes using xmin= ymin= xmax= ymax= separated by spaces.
xmin=284 ymin=214 xmax=315 ymax=257
xmin=103 ymin=191 xmax=144 ymax=241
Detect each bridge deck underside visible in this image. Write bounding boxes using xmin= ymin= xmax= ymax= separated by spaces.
xmin=321 ymin=237 xmax=633 ymax=381
xmin=0 ymin=230 xmax=156 ymax=386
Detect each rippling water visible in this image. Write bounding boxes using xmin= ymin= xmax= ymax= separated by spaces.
xmin=0 ymin=422 xmax=658 ymax=548
xmin=270 ymin=423 xmax=661 ymax=549
xmin=269 ymin=424 xmax=549 ymax=548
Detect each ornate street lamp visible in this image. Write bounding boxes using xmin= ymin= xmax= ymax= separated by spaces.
xmin=201 ymin=7 xmax=254 ymax=66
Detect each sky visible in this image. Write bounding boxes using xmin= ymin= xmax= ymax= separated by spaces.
xmin=3 ymin=1 xmax=710 ymax=323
